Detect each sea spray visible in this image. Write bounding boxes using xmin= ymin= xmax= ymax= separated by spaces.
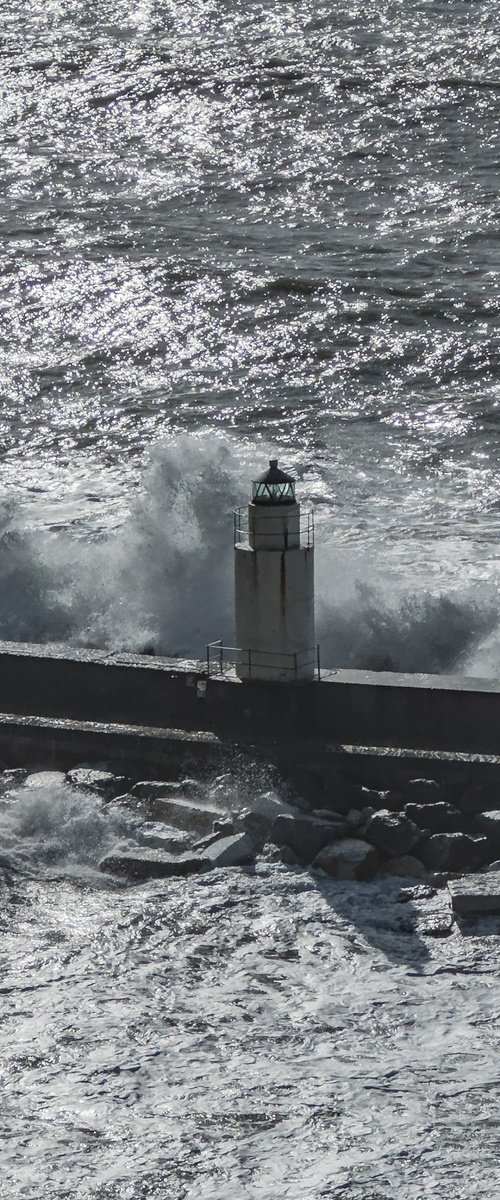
xmin=0 ymin=436 xmax=497 ymax=674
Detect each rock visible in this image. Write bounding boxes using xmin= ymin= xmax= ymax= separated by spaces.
xmin=205 ymin=833 xmax=255 ymax=868
xmin=144 ymin=797 xmax=225 ymax=833
xmin=179 ymin=777 xmax=205 ymax=796
xmin=99 ymin=850 xmax=208 ymax=879
xmin=381 ymin=789 xmax=405 ymax=812
xmin=24 ymin=771 xmax=67 ymax=789
xmin=346 ymin=809 xmax=362 ymax=829
xmin=383 ymin=855 xmax=428 ymax=880
xmin=312 ymin=808 xmax=348 ymax=825
xmin=249 ymin=792 xmax=296 ymax=823
xmin=239 ymin=810 xmax=269 ymax=848
xmin=67 ymin=767 xmax=128 ymax=797
xmin=131 ymin=780 xmax=185 ymax=801
xmin=192 ymin=822 xmax=236 ymax=851
xmin=270 ymin=814 xmax=347 ymax=864
xmin=106 ymin=793 xmax=150 ymax=819
xmin=313 ymin=838 xmax=379 ymax=881
xmin=460 ymin=784 xmax=488 ymax=815
xmin=239 ymin=793 xmax=298 ymax=846
xmin=213 ymin=819 xmax=235 ymax=835
xmin=364 ymin=810 xmax=420 ymax=857
xmin=280 ymin=845 xmax=300 ymax=866
xmin=476 ymin=811 xmax=500 ymax=849
xmin=207 ymin=774 xmax=238 ymax=804
xmin=283 ymin=769 xmax=325 ymax=807
xmin=448 ymin=871 xmax=500 ymax=914
xmin=404 ymin=801 xmax=463 ymax=834
xmin=135 ymin=822 xmax=193 ymax=853
xmin=323 ymin=783 xmax=382 ymax=817
xmin=401 ymin=779 xmax=442 ymax=804
xmin=0 ymin=769 xmax=28 ymax=791
xmin=419 ymin=832 xmax=489 ymax=872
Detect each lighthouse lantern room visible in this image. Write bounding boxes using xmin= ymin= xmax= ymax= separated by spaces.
xmin=234 ymin=459 xmax=315 ymax=681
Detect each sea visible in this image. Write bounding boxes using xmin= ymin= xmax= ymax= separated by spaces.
xmin=1 ymin=0 xmax=500 ymax=1195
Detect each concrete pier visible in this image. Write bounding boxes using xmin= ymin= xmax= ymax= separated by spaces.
xmin=0 ymin=641 xmax=500 ymax=788
xmin=0 ymin=640 xmax=499 ymax=755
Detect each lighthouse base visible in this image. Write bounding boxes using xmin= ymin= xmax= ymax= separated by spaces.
xmin=234 ymin=544 xmax=315 ymax=682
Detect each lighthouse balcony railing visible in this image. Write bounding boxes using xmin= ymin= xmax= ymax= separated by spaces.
xmin=233 ymin=506 xmax=314 ymax=549
xmin=206 ymin=641 xmax=321 ymax=680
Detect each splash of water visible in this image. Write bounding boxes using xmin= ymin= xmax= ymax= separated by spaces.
xmin=316 ymin=581 xmax=498 ymax=675
xmin=0 ymin=436 xmax=497 ymax=675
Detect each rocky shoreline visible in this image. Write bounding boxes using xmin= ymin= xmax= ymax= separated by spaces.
xmin=95 ymin=766 xmax=500 ymax=885
xmin=3 ymin=761 xmax=500 ymax=925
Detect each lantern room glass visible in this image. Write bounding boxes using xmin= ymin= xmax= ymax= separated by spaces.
xmin=252 ymin=479 xmax=296 ymax=504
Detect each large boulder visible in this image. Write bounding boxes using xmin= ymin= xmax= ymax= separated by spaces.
xmin=419 ymin=833 xmax=489 ymax=873
xmin=382 ymin=855 xmax=428 ymax=881
xmin=363 ymin=810 xmax=420 ymax=857
xmin=99 ymin=850 xmax=208 ymax=879
xmin=135 ymin=822 xmax=193 ymax=853
xmin=313 ymin=838 xmax=379 ymax=881
xmin=67 ymin=767 xmax=128 ymax=797
xmin=323 ymin=783 xmax=382 ymax=817
xmin=460 ymin=784 xmax=489 ymax=815
xmin=239 ymin=792 xmax=298 ymax=845
xmin=205 ymin=833 xmax=255 ymax=868
xmin=404 ymin=801 xmax=463 ymax=834
xmin=270 ymin=814 xmax=348 ymax=864
xmin=144 ymin=797 xmax=225 ymax=834
xmin=401 ymin=779 xmax=442 ymax=804
xmin=312 ymin=809 xmax=349 ymax=827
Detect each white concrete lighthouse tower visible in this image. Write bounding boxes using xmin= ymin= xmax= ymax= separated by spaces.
xmin=234 ymin=459 xmax=315 ymax=681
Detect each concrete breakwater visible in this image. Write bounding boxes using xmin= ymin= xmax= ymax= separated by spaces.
xmin=2 ymin=640 xmax=500 ymax=799
xmin=1 ymin=639 xmax=500 ymax=757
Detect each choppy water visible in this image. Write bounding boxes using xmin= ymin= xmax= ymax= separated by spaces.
xmin=1 ymin=0 xmax=499 ymax=671
xmin=2 ymin=770 xmax=500 ymax=1200
xmin=2 ymin=4 xmax=500 ymax=1194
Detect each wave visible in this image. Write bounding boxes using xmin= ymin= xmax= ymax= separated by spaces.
xmin=0 ymin=436 xmax=497 ymax=676
xmin=316 ymin=583 xmax=498 ymax=675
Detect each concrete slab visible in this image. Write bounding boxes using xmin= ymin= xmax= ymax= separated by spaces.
xmin=448 ymin=871 xmax=500 ymax=915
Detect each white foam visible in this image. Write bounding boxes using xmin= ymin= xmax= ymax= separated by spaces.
xmin=0 ymin=435 xmax=497 ymax=675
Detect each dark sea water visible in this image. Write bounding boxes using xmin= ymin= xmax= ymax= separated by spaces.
xmin=1 ymin=4 xmax=500 ymax=1197
xmin=1 ymin=0 xmax=499 ymax=671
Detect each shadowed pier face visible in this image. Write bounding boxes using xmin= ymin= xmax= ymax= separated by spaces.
xmin=0 ymin=641 xmax=500 ymax=781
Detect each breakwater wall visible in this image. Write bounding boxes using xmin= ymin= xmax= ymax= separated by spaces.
xmin=1 ymin=639 xmax=500 ymax=757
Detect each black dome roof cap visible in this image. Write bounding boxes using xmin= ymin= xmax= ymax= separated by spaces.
xmin=252 ymin=459 xmax=296 ymax=505
xmin=254 ymin=458 xmax=295 ymax=486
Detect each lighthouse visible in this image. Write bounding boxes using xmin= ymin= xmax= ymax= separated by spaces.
xmin=233 ymin=459 xmax=316 ymax=681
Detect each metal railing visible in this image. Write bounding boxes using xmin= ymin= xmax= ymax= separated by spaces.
xmin=206 ymin=641 xmax=321 ymax=680
xmin=233 ymin=506 xmax=314 ymax=549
